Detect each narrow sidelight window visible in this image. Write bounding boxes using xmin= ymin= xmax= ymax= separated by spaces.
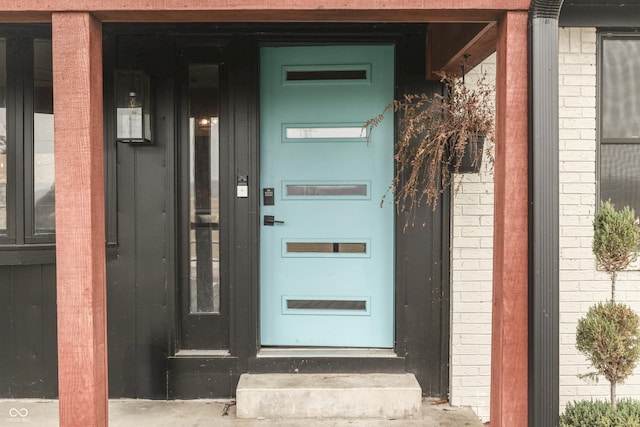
xmin=188 ymin=64 xmax=220 ymax=314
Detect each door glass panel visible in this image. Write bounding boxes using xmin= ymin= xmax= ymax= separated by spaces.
xmin=0 ymin=39 xmax=6 ymax=234
xmin=286 ymin=242 xmax=366 ymax=253
xmin=286 ymin=70 xmax=367 ymax=81
xmin=33 ymin=39 xmax=55 ymax=234
xmin=284 ymin=126 xmax=366 ymax=140
xmin=189 ymin=64 xmax=220 ymax=314
xmin=286 ymin=299 xmax=367 ymax=311
xmin=286 ymin=184 xmax=368 ymax=197
xmin=283 ymin=64 xmax=371 ymax=85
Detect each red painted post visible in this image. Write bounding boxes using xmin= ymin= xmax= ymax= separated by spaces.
xmin=52 ymin=13 xmax=108 ymax=427
xmin=491 ymin=10 xmax=529 ymax=427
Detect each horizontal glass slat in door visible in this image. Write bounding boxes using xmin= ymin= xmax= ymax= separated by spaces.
xmin=283 ymin=182 xmax=370 ymax=200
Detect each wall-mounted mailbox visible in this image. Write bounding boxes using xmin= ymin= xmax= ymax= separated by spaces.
xmin=115 ymin=70 xmax=152 ymax=144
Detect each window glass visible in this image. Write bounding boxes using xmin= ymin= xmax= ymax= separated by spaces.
xmin=188 ymin=64 xmax=220 ymax=314
xmin=602 ymin=38 xmax=640 ymax=140
xmin=33 ymin=39 xmax=54 ymax=234
xmin=0 ymin=39 xmax=6 ymax=234
xmin=600 ymin=36 xmax=640 ymax=216
xmin=601 ymin=144 xmax=640 ymax=215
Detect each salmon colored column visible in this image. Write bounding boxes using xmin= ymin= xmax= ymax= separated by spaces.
xmin=52 ymin=13 xmax=107 ymax=427
xmin=491 ymin=10 xmax=529 ymax=427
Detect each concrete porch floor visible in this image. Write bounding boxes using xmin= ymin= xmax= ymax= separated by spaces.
xmin=0 ymin=398 xmax=484 ymax=426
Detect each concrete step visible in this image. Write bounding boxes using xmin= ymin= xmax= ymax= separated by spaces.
xmin=235 ymin=373 xmax=422 ymax=419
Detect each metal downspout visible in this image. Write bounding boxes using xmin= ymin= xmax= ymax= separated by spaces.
xmin=529 ymin=1 xmax=563 ymax=426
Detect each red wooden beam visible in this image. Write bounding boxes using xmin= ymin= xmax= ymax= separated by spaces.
xmin=2 ymin=0 xmax=531 ymax=12
xmin=491 ymin=10 xmax=529 ymax=427
xmin=52 ymin=12 xmax=108 ymax=427
xmin=0 ymin=0 xmax=531 ymax=23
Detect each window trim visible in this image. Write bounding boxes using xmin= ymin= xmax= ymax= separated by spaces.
xmin=0 ymin=25 xmax=55 ymax=251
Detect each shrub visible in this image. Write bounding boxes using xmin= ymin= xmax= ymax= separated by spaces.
xmin=576 ymin=302 xmax=640 ymax=407
xmin=560 ymin=399 xmax=640 ymax=427
xmin=592 ymin=200 xmax=640 ymax=302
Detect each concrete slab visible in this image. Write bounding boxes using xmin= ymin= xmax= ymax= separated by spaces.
xmin=236 ymin=373 xmax=421 ymax=419
xmin=0 ymin=398 xmax=484 ymax=426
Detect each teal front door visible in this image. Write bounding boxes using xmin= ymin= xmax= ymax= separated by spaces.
xmin=260 ymin=45 xmax=394 ymax=347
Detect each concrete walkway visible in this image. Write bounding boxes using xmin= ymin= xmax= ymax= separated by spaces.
xmin=0 ymin=399 xmax=484 ymax=426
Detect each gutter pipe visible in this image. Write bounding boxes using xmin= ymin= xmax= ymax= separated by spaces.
xmin=528 ymin=1 xmax=563 ymax=426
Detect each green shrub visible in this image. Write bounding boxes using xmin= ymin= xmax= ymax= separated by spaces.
xmin=576 ymin=302 xmax=640 ymax=407
xmin=592 ymin=200 xmax=640 ymax=302
xmin=561 ymin=399 xmax=640 ymax=427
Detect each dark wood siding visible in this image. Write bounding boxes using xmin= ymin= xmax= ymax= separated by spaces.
xmin=0 ymin=264 xmax=58 ymax=398
xmin=395 ymin=30 xmax=450 ymax=396
xmin=104 ymin=35 xmax=176 ymax=398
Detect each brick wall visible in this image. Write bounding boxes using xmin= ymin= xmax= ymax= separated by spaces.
xmin=450 ymin=27 xmax=640 ymax=422
xmin=449 ymin=54 xmax=496 ymax=422
xmin=558 ymin=26 xmax=601 ymax=406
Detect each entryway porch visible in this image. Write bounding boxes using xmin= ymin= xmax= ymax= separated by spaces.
xmin=0 ymin=398 xmax=484 ymax=426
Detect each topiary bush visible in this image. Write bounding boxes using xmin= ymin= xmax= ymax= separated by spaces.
xmin=561 ymin=399 xmax=640 ymax=427
xmin=593 ymin=200 xmax=640 ymax=303
xmin=576 ymin=302 xmax=640 ymax=407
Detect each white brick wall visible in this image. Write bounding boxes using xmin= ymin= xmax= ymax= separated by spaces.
xmin=558 ymin=26 xmax=640 ymax=408
xmin=450 ymin=27 xmax=640 ymax=423
xmin=449 ymin=55 xmax=495 ymax=422
xmin=558 ymin=26 xmax=604 ymax=407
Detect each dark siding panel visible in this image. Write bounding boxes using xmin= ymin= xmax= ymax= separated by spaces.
xmin=105 ymin=33 xmax=137 ymax=398
xmin=0 ymin=267 xmax=13 ymax=396
xmin=107 ymin=137 xmax=138 ymax=397
xmin=168 ymin=357 xmax=239 ymax=399
xmin=11 ymin=266 xmax=45 ymax=396
xmin=228 ymin=38 xmax=260 ymax=366
xmin=105 ymin=36 xmax=176 ymax=399
xmin=40 ymin=264 xmax=58 ymax=397
xmin=396 ymin=200 xmax=449 ymax=398
xmin=0 ymin=264 xmax=57 ymax=398
xmin=395 ymin=29 xmax=450 ymax=399
xmin=132 ymin=78 xmax=172 ymax=398
xmin=106 ymin=109 xmax=169 ymax=398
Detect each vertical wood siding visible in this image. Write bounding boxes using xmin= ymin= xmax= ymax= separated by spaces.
xmin=0 ymin=264 xmax=58 ymax=398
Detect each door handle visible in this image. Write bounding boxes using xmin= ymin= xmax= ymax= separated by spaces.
xmin=264 ymin=215 xmax=285 ymax=226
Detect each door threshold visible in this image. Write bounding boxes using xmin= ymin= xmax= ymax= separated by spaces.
xmin=257 ymin=348 xmax=396 ymax=358
xmin=173 ymin=349 xmax=230 ymax=357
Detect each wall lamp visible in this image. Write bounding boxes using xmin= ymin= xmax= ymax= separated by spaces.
xmin=115 ymin=70 xmax=152 ymax=144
